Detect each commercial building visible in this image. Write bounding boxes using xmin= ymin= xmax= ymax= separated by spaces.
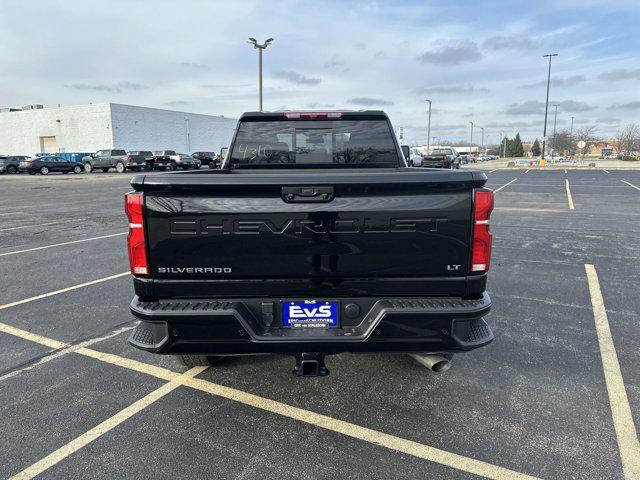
xmin=0 ymin=103 xmax=237 ymax=156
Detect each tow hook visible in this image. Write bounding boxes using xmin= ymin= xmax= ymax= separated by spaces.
xmin=293 ymin=352 xmax=329 ymax=377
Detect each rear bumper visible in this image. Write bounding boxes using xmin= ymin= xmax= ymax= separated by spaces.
xmin=421 ymin=162 xmax=451 ymax=168
xmin=128 ymin=293 xmax=493 ymax=355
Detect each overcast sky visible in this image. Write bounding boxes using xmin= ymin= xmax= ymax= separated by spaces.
xmin=1 ymin=0 xmax=639 ymax=143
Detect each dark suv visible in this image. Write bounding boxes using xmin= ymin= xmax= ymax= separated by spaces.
xmin=18 ymin=156 xmax=84 ymax=175
xmin=0 ymin=155 xmax=30 ymax=174
xmin=192 ymin=151 xmax=217 ymax=168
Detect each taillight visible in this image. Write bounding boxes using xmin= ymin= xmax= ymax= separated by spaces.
xmin=443 ymin=155 xmax=448 ymax=162
xmin=127 ymin=155 xmax=132 ymax=161
xmin=470 ymin=188 xmax=494 ymax=273
xmin=26 ymin=161 xmax=33 ymax=166
xmin=125 ymin=193 xmax=148 ymax=275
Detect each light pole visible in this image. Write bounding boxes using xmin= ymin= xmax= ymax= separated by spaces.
xmin=425 ymin=99 xmax=432 ymax=153
xmin=469 ymin=121 xmax=474 ymax=154
xmin=501 ymin=131 xmax=507 ymax=158
xmin=248 ymin=37 xmax=274 ymax=111
xmin=551 ymin=104 xmax=559 ymax=154
xmin=480 ymin=127 xmax=485 ymax=153
xmin=432 ymin=136 xmax=436 ymax=149
xmin=541 ymin=53 xmax=558 ymax=161
xmin=570 ymin=116 xmax=574 ymax=136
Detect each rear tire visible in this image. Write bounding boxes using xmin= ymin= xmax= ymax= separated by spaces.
xmin=6 ymin=165 xmax=17 ymax=174
xmin=169 ymin=161 xmax=177 ymax=171
xmin=40 ymin=166 xmax=49 ymax=175
xmin=73 ymin=165 xmax=83 ymax=174
xmin=84 ymin=162 xmax=93 ymax=173
xmin=115 ymin=161 xmax=126 ymax=173
xmin=176 ymin=355 xmax=220 ymax=367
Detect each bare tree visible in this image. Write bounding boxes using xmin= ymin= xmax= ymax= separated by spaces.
xmin=616 ymin=124 xmax=640 ymax=154
xmin=551 ymin=129 xmax=574 ymax=154
xmin=574 ymin=126 xmax=598 ymax=156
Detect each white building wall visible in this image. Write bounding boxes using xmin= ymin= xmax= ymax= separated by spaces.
xmin=109 ymin=103 xmax=236 ymax=153
xmin=0 ymin=104 xmax=114 ymax=156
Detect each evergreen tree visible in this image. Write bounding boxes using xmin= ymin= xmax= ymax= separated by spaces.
xmin=531 ymin=138 xmax=541 ymax=156
xmin=513 ymin=133 xmax=525 ymax=157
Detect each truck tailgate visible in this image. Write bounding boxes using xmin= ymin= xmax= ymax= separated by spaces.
xmin=137 ymin=169 xmax=486 ymax=294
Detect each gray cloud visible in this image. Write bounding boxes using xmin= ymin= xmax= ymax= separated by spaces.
xmin=417 ymin=41 xmax=483 ymax=66
xmin=608 ymin=101 xmax=640 ymax=110
xmin=164 ymin=100 xmax=190 ymax=107
xmin=598 ymin=68 xmax=640 ymax=81
xmin=485 ymin=121 xmax=537 ymax=128
xmin=66 ymin=81 xmax=149 ymax=93
xmin=323 ymin=56 xmax=345 ymax=69
xmin=555 ymin=100 xmax=595 ymax=112
xmin=274 ymin=71 xmax=321 ymax=86
xmin=482 ymin=35 xmax=537 ymax=51
xmin=596 ymin=117 xmax=622 ymax=124
xmin=520 ymin=75 xmax=586 ymax=89
xmin=178 ymin=62 xmax=210 ymax=70
xmin=504 ymin=101 xmax=546 ymax=115
xmin=306 ymin=102 xmax=337 ymax=109
xmin=416 ymin=84 xmax=489 ymax=95
xmin=573 ymin=118 xmax=590 ymax=124
xmin=347 ymin=97 xmax=394 ymax=106
xmin=504 ymin=99 xmax=594 ymax=115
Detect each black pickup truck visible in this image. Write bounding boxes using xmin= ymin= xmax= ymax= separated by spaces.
xmin=125 ymin=111 xmax=494 ymax=376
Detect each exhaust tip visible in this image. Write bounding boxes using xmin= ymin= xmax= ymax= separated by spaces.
xmin=431 ymin=359 xmax=451 ymax=373
xmin=409 ymin=353 xmax=452 ymax=373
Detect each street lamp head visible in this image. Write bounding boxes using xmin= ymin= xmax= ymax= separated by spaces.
xmin=265 ymin=38 xmax=274 ymax=44
xmin=248 ymin=37 xmax=257 ymax=43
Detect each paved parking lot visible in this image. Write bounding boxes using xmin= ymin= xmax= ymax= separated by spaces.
xmin=1 ymin=169 xmax=639 ymax=479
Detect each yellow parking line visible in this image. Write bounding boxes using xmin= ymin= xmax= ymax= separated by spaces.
xmin=565 ymin=179 xmax=575 ymax=210
xmin=0 ymin=319 xmax=540 ymax=480
xmin=494 ymin=178 xmax=518 ymax=193
xmin=0 ymin=272 xmax=129 ymax=311
xmin=184 ymin=376 xmax=540 ymax=480
xmin=0 ymin=232 xmax=127 ymax=257
xmin=585 ymin=264 xmax=640 ymax=479
xmin=620 ymin=179 xmax=640 ymax=192
xmin=9 ymin=366 xmax=206 ymax=480
xmin=0 ymin=322 xmax=66 ymax=350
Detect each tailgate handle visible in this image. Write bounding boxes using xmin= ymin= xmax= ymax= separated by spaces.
xmin=282 ymin=186 xmax=334 ymax=203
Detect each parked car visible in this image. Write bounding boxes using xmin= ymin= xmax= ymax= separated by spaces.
xmin=173 ymin=153 xmax=201 ymax=170
xmin=152 ymin=150 xmax=177 ymax=170
xmin=19 ymin=156 xmax=84 ymax=175
xmin=0 ymin=155 xmax=30 ymax=174
xmin=422 ymin=148 xmax=461 ymax=169
xmin=127 ymin=151 xmax=154 ymax=170
xmin=192 ymin=151 xmax=217 ymax=168
xmin=468 ymin=155 xmax=478 ymax=163
xmin=83 ymin=149 xmax=147 ymax=173
xmin=125 ymin=110 xmax=494 ymax=376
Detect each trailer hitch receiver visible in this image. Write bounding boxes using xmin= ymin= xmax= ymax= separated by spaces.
xmin=293 ymin=353 xmax=329 ymax=377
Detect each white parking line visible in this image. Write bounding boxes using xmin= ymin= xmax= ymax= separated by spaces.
xmin=585 ymin=265 xmax=640 ymax=479
xmin=565 ymin=179 xmax=575 ymax=210
xmin=9 ymin=366 xmax=207 ymax=480
xmin=564 ymin=169 xmax=567 ymax=174
xmin=0 ymin=221 xmax=65 ymax=232
xmin=489 ymin=169 xmax=498 ymax=173
xmin=603 ymin=169 xmax=610 ymax=174
xmin=620 ymin=179 xmax=640 ymax=191
xmin=0 ymin=272 xmax=129 ymax=311
xmin=494 ymin=178 xmax=518 ymax=193
xmin=525 ymin=169 xmax=531 ymax=173
xmin=0 ymin=212 xmax=24 ymax=217
xmin=0 ymin=232 xmax=127 ymax=257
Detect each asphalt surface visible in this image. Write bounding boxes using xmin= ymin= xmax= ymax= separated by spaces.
xmin=0 ymin=168 xmax=639 ymax=479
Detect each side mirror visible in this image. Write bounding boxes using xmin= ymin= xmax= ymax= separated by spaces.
xmin=220 ymin=147 xmax=228 ymax=160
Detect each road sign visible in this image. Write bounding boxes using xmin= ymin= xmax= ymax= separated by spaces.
xmin=577 ymin=140 xmax=586 ymax=149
